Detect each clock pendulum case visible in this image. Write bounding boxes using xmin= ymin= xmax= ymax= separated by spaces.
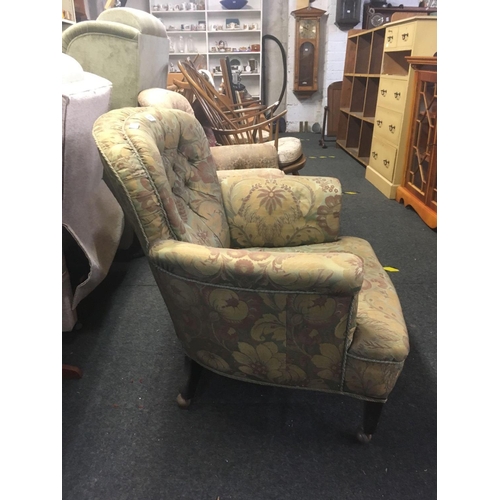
xmin=291 ymin=6 xmax=326 ymax=99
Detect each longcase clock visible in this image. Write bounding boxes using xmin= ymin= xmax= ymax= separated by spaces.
xmin=291 ymin=6 xmax=326 ymax=99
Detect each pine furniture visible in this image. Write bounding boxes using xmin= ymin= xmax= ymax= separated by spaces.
xmin=337 ymin=16 xmax=436 ymax=199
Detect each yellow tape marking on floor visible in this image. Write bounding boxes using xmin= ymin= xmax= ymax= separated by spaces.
xmin=383 ymin=267 xmax=400 ymax=272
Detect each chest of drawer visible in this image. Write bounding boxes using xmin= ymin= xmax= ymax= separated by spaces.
xmin=377 ymin=77 xmax=407 ymax=113
xmin=369 ymin=137 xmax=398 ymax=182
xmin=373 ymin=107 xmax=403 ymax=146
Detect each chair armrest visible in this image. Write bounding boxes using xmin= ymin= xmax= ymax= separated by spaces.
xmin=149 ymin=240 xmax=364 ymax=296
xmin=219 ymin=175 xmax=343 ymax=248
xmin=217 ymin=168 xmax=284 ymax=182
xmin=210 ymin=143 xmax=279 ymax=171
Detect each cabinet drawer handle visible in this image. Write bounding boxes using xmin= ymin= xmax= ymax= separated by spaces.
xmin=377 ymin=120 xmax=383 ymax=127
xmin=389 ymin=124 xmax=396 ymax=133
xmin=394 ymin=92 xmax=401 ymax=100
xmin=383 ymin=159 xmax=390 ymax=167
xmin=372 ymin=151 xmax=378 ymax=159
xmin=401 ymin=33 xmax=409 ymax=41
xmin=381 ymin=89 xmax=387 ymax=97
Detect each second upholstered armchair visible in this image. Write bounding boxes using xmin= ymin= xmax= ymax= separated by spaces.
xmin=92 ymin=106 xmax=409 ymax=443
xmin=62 ymin=7 xmax=170 ymax=110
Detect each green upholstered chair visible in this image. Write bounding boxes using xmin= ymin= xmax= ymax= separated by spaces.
xmin=92 ymin=106 xmax=410 ymax=443
xmin=62 ymin=7 xmax=170 ymax=111
xmin=63 ymin=7 xmax=170 ymax=250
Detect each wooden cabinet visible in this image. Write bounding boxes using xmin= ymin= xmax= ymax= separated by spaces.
xmin=396 ymin=56 xmax=437 ymax=228
xmin=337 ymin=16 xmax=436 ymax=199
xmin=149 ymin=0 xmax=263 ymax=98
xmin=336 ymin=27 xmax=385 ymax=166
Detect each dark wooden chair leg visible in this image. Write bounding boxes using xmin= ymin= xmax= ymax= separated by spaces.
xmin=319 ymin=105 xmax=328 ymax=148
xmin=63 ymin=364 xmax=83 ymax=379
xmin=176 ymin=357 xmax=203 ymax=409
xmin=356 ymin=401 xmax=385 ymax=443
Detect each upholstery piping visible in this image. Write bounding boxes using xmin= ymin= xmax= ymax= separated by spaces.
xmin=340 ymin=295 xmax=358 ymax=392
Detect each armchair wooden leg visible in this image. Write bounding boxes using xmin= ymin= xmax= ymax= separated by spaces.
xmin=356 ymin=401 xmax=385 ymax=444
xmin=63 ymin=364 xmax=83 ymax=379
xmin=176 ymin=357 xmax=203 ymax=409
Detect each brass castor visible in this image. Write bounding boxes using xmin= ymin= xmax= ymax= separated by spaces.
xmin=356 ymin=427 xmax=372 ymax=444
xmin=176 ymin=393 xmax=191 ymax=409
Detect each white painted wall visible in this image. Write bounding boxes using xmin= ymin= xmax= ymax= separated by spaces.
xmin=284 ymin=0 xmax=343 ymax=132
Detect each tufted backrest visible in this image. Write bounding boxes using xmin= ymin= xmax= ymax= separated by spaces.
xmin=93 ymin=107 xmax=230 ymax=253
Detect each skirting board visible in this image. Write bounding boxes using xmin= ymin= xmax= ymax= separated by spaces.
xmin=365 ymin=166 xmax=399 ymax=199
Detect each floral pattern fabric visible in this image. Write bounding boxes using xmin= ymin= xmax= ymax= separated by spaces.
xmin=220 ymin=175 xmax=342 ymax=248
xmin=150 ymin=235 xmax=408 ymax=401
xmin=93 ymin=106 xmax=409 ymax=403
xmin=93 ymin=106 xmax=230 ymax=250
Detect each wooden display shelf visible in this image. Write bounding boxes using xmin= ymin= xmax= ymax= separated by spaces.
xmin=337 ymin=17 xmax=437 ymax=201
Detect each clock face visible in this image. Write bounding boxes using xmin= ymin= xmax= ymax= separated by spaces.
xmin=371 ymin=13 xmax=384 ymax=27
xmin=299 ymin=19 xmax=317 ymax=39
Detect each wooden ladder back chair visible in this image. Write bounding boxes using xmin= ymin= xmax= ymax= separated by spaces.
xmin=178 ymin=60 xmax=285 ymax=148
xmin=220 ymin=57 xmax=263 ymax=111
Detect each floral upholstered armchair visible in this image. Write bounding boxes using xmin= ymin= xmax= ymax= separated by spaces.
xmin=92 ymin=107 xmax=409 ymax=443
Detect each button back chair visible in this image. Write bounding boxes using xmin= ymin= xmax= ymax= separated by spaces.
xmin=92 ymin=106 xmax=410 ymax=443
xmin=138 ymin=87 xmax=284 ymax=171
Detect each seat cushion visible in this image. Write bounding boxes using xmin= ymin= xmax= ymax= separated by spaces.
xmin=276 ymin=137 xmax=302 ymax=166
xmin=210 ymin=142 xmax=279 ymax=171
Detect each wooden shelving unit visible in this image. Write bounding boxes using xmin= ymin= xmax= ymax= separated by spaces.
xmin=337 ymin=17 xmax=437 ymax=199
xmin=336 ymin=26 xmax=385 ymax=165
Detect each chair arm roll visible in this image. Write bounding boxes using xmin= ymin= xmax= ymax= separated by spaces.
xmin=210 ymin=143 xmax=279 ymax=171
xmin=149 ymin=240 xmax=364 ymax=295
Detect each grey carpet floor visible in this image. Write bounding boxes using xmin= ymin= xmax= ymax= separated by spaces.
xmin=63 ymin=133 xmax=436 ymax=500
